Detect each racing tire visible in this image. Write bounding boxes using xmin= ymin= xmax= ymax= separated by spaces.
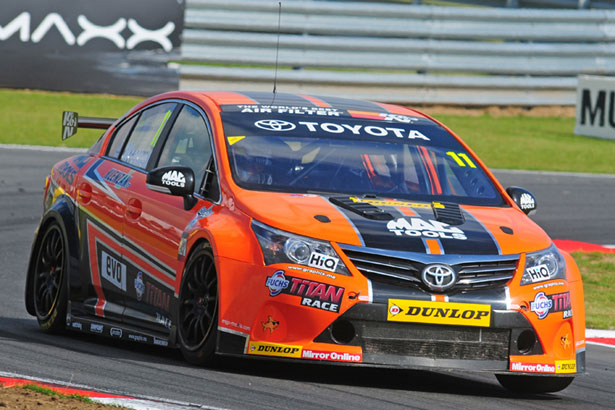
xmin=177 ymin=243 xmax=219 ymax=366
xmin=496 ymin=374 xmax=574 ymax=393
xmin=32 ymin=222 xmax=69 ymax=333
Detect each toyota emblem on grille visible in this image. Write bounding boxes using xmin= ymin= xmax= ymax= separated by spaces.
xmin=254 ymin=119 xmax=296 ymax=131
xmin=421 ymin=264 xmax=457 ymax=292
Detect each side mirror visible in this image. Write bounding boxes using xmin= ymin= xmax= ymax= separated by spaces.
xmin=146 ymin=166 xmax=197 ymax=210
xmin=506 ymin=186 xmax=537 ymax=215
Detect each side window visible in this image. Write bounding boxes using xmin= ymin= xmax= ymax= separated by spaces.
xmin=107 ymin=115 xmax=138 ymax=158
xmin=120 ymin=103 xmax=176 ymax=169
xmin=157 ymin=105 xmax=213 ymax=189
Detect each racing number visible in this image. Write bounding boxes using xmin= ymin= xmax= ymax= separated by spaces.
xmin=447 ymin=152 xmax=476 ymax=168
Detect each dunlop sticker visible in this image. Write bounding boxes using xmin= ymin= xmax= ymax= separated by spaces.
xmin=247 ymin=341 xmax=302 ymax=358
xmin=555 ymin=360 xmax=577 ymax=374
xmin=387 ymin=299 xmax=491 ymax=327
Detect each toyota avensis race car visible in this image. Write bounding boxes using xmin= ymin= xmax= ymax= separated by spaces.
xmin=26 ymin=91 xmax=584 ymax=393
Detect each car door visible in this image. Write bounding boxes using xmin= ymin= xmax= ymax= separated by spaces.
xmin=121 ymin=103 xmax=219 ymax=334
xmin=73 ymin=115 xmax=138 ymax=321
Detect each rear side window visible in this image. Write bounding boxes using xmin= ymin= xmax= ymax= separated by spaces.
xmin=107 ymin=116 xmax=137 ymax=158
xmin=120 ymin=103 xmax=176 ymax=169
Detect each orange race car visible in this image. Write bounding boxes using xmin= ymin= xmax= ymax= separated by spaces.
xmin=25 ymin=91 xmax=584 ymax=393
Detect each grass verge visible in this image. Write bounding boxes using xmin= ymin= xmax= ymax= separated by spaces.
xmin=3 ymin=88 xmax=615 ymax=173
xmin=573 ymin=252 xmax=615 ymax=330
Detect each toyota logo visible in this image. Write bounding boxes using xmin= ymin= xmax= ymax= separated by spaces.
xmin=254 ymin=119 xmax=296 ymax=131
xmin=421 ymin=264 xmax=457 ymax=292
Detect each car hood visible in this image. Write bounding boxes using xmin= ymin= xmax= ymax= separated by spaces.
xmin=234 ymin=191 xmax=552 ymax=256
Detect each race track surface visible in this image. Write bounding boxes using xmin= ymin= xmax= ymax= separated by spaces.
xmin=1 ymin=146 xmax=613 ymax=409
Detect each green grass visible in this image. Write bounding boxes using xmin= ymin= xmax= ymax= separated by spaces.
xmin=0 ymin=89 xmax=140 ymax=149
xmin=433 ymin=114 xmax=615 ymax=174
xmin=2 ymin=88 xmax=615 ymax=174
xmin=22 ymin=383 xmax=95 ymax=404
xmin=572 ymin=252 xmax=615 ymax=330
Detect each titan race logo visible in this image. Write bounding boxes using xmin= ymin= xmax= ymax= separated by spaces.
xmin=265 ymin=272 xmax=344 ymax=312
xmin=0 ymin=12 xmax=175 ymax=51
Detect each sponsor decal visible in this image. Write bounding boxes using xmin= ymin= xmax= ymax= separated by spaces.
xmin=563 ymin=309 xmax=573 ymax=319
xmin=348 ymin=110 xmax=419 ymax=124
xmin=128 ymin=334 xmax=148 ymax=343
xmin=101 ymin=250 xmax=126 ymax=291
xmin=421 ymin=264 xmax=457 ymax=292
xmin=145 ymin=280 xmax=171 ymax=313
xmin=265 ymin=272 xmax=344 ymax=312
xmin=387 ymin=217 xmax=467 ymax=240
xmin=510 ymin=362 xmax=555 ymax=373
xmin=221 ymin=319 xmax=251 ymax=332
xmin=103 ymin=168 xmax=132 ymax=189
xmin=57 ymin=161 xmax=78 ymax=185
xmin=532 ymin=280 xmax=565 ymax=290
xmin=349 ymin=196 xmax=436 ymax=209
xmin=525 ymin=264 xmax=552 ymax=283
xmin=161 ymin=170 xmax=185 ymax=188
xmin=255 ymin=119 xmax=296 ymax=131
xmin=71 ymin=322 xmax=83 ymax=330
xmin=387 ymin=299 xmax=491 ymax=327
xmin=247 ymin=341 xmax=302 ymax=358
xmin=555 ymin=360 xmax=577 ymax=374
xmin=239 ymin=105 xmax=341 ymax=116
xmin=261 ymin=315 xmax=279 ymax=334
xmin=153 ymin=337 xmax=169 ymax=347
xmin=307 ymin=251 xmax=339 ymax=272
xmin=178 ymin=205 xmax=214 ymax=258
xmin=302 ymin=349 xmax=362 ymax=363
xmin=530 ymin=292 xmax=552 ymax=319
xmin=155 ymin=313 xmax=172 ymax=329
xmin=90 ymin=324 xmax=104 ymax=334
xmin=287 ymin=265 xmax=336 ymax=280
xmin=62 ymin=112 xmax=78 ymax=140
xmin=530 ymin=291 xmax=571 ymax=320
xmin=110 ymin=328 xmax=122 ymax=338
xmin=560 ymin=333 xmax=572 ymax=351
xmin=134 ymin=272 xmax=145 ymax=301
xmin=0 ymin=12 xmax=175 ymax=51
xmin=519 ymin=193 xmax=535 ymax=210
xmin=265 ymin=271 xmax=290 ymax=297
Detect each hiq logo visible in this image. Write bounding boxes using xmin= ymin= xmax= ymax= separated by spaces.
xmin=307 ymin=252 xmax=339 ymax=272
xmin=0 ymin=12 xmax=175 ymax=51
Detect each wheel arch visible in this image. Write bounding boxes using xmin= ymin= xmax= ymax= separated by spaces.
xmin=25 ymin=197 xmax=80 ymax=316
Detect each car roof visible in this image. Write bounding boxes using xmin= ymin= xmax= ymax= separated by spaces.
xmin=176 ymin=91 xmax=429 ymax=119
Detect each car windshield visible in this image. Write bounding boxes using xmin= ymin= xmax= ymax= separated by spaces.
xmin=221 ymin=109 xmax=504 ymax=206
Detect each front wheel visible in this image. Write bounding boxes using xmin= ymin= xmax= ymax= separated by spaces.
xmin=496 ymin=374 xmax=574 ymax=393
xmin=32 ymin=222 xmax=69 ymax=333
xmin=177 ymin=243 xmax=218 ymax=366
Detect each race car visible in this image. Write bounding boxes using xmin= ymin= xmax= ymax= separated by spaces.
xmin=25 ymin=91 xmax=584 ymax=393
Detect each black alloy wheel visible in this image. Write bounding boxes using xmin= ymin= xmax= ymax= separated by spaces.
xmin=33 ymin=223 xmax=68 ymax=332
xmin=178 ymin=243 xmax=218 ymax=365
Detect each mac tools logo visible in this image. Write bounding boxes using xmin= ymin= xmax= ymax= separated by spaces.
xmin=0 ymin=11 xmax=175 ymax=51
xmin=161 ymin=170 xmax=185 ymax=188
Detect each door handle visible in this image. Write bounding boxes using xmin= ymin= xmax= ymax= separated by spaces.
xmin=126 ymin=198 xmax=142 ymax=219
xmin=78 ymin=182 xmax=92 ymax=203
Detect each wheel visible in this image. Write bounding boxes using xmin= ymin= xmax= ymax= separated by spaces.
xmin=32 ymin=222 xmax=69 ymax=333
xmin=496 ymin=374 xmax=574 ymax=393
xmin=177 ymin=243 xmax=218 ymax=366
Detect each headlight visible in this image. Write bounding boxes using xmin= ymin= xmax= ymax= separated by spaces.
xmin=521 ymin=244 xmax=566 ymax=285
xmin=251 ymin=220 xmax=350 ymax=275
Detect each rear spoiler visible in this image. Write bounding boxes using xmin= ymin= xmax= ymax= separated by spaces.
xmin=62 ymin=111 xmax=116 ymax=140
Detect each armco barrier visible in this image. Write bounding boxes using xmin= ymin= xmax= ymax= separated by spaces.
xmin=179 ymin=0 xmax=615 ymax=105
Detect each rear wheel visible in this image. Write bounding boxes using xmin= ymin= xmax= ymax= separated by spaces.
xmin=177 ymin=243 xmax=218 ymax=366
xmin=32 ymin=222 xmax=68 ymax=332
xmin=496 ymin=374 xmax=574 ymax=393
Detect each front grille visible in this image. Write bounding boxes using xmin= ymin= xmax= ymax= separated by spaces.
xmin=356 ymin=321 xmax=509 ymax=361
xmin=341 ymin=246 xmax=519 ymax=292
